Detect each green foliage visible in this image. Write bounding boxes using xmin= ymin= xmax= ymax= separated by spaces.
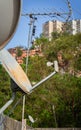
xmin=74 ymin=53 xmax=81 ymax=71
xmin=16 ymin=47 xmax=23 ymax=57
xmin=35 ymin=35 xmax=49 ymax=46
xmin=51 ymin=31 xmax=61 ymax=40
xmin=0 ymin=65 xmax=11 ymax=107
xmin=0 ymin=33 xmax=81 ymax=127
xmin=27 ymin=55 xmax=53 ymax=83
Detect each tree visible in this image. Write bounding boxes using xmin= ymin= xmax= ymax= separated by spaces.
xmin=51 ymin=31 xmax=61 ymax=40
xmin=16 ymin=47 xmax=23 ymax=57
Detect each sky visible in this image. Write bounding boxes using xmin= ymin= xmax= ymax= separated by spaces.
xmin=5 ymin=0 xmax=81 ymax=49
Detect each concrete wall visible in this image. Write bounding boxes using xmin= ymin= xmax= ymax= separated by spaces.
xmin=0 ymin=114 xmax=81 ymax=130
xmin=0 ymin=114 xmax=29 ymax=130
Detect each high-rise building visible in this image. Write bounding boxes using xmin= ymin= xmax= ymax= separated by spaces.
xmin=69 ymin=20 xmax=81 ymax=35
xmin=43 ymin=19 xmax=81 ymax=40
xmin=71 ymin=20 xmax=77 ymax=35
xmin=76 ymin=19 xmax=81 ymax=33
xmin=43 ymin=20 xmax=63 ymax=40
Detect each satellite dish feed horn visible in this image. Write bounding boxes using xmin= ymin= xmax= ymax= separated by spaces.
xmin=0 ymin=0 xmax=21 ymax=50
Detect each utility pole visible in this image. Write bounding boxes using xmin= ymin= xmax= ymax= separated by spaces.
xmin=21 ymin=95 xmax=26 ymax=130
xmin=21 ymin=15 xmax=37 ymax=130
xmin=52 ymin=105 xmax=58 ymax=128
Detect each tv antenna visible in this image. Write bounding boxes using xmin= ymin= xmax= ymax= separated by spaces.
xmin=22 ymin=0 xmax=72 ymax=21
xmin=21 ymin=0 xmax=72 ymax=54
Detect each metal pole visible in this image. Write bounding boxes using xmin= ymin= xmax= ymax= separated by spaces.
xmin=0 ymin=92 xmax=16 ymax=114
xmin=30 ymin=71 xmax=56 ymax=93
xmin=22 ymin=15 xmax=33 ymax=130
xmin=21 ymin=95 xmax=26 ymax=130
xmin=26 ymin=17 xmax=32 ymax=74
xmin=22 ymin=95 xmax=25 ymax=120
xmin=52 ymin=105 xmax=57 ymax=127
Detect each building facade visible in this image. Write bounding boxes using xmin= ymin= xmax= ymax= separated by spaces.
xmin=8 ymin=47 xmax=43 ymax=64
xmin=43 ymin=19 xmax=81 ymax=40
xmin=43 ymin=20 xmax=63 ymax=40
xmin=69 ymin=20 xmax=81 ymax=35
xmin=76 ymin=19 xmax=81 ymax=33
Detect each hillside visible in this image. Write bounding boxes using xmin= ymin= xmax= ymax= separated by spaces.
xmin=0 ymin=33 xmax=81 ymax=127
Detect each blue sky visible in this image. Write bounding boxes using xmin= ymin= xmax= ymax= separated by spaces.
xmin=6 ymin=0 xmax=81 ymax=49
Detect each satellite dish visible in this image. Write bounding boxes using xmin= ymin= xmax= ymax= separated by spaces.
xmin=0 ymin=0 xmax=21 ymax=50
xmin=0 ymin=49 xmax=32 ymax=94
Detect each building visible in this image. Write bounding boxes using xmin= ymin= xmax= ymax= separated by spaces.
xmin=76 ymin=19 xmax=81 ymax=33
xmin=71 ymin=20 xmax=77 ymax=35
xmin=43 ymin=20 xmax=63 ymax=40
xmin=43 ymin=19 xmax=81 ymax=40
xmin=8 ymin=47 xmax=43 ymax=64
xmin=43 ymin=21 xmax=52 ymax=41
xmin=69 ymin=20 xmax=81 ymax=35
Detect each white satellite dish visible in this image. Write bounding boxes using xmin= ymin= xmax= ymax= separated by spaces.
xmin=0 ymin=0 xmax=21 ymax=50
xmin=0 ymin=49 xmax=32 ymax=94
xmin=0 ymin=49 xmax=58 ymax=94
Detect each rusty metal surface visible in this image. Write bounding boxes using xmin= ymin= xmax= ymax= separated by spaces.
xmin=0 ymin=49 xmax=32 ymax=93
xmin=0 ymin=0 xmax=21 ymax=50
